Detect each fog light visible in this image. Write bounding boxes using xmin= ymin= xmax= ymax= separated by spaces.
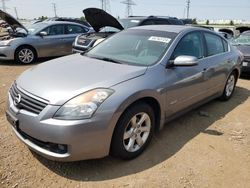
xmin=58 ymin=144 xmax=66 ymax=151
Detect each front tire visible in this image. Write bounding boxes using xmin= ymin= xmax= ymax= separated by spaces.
xmin=111 ymin=102 xmax=155 ymax=160
xmin=15 ymin=46 xmax=36 ymax=64
xmin=220 ymin=72 xmax=237 ymax=101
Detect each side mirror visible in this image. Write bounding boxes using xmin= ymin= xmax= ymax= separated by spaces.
xmin=39 ymin=31 xmax=48 ymax=37
xmin=173 ymin=55 xmax=198 ymax=66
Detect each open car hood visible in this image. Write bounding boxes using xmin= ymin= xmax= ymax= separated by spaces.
xmin=83 ymin=8 xmax=124 ymax=32
xmin=0 ymin=10 xmax=28 ymax=33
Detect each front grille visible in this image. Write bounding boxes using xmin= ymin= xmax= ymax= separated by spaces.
xmin=244 ymin=56 xmax=250 ymax=62
xmin=9 ymin=83 xmax=48 ymax=114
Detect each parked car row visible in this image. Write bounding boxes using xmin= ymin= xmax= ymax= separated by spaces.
xmin=72 ymin=8 xmax=184 ymax=53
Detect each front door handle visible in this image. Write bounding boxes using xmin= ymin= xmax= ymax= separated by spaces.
xmin=202 ymin=68 xmax=208 ymax=73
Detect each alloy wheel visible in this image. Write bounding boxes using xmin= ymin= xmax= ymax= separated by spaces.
xmin=225 ymin=74 xmax=235 ymax=97
xmin=18 ymin=48 xmax=34 ymax=64
xmin=123 ymin=112 xmax=151 ymax=152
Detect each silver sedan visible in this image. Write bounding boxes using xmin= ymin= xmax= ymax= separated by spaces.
xmin=6 ymin=25 xmax=242 ymax=161
xmin=0 ymin=10 xmax=90 ymax=64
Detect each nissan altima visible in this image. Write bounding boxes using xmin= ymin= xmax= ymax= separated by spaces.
xmin=6 ymin=25 xmax=242 ymax=161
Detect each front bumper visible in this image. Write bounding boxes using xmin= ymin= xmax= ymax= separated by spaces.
xmin=6 ymin=91 xmax=115 ymax=161
xmin=72 ymin=44 xmax=88 ymax=54
xmin=0 ymin=46 xmax=15 ymax=60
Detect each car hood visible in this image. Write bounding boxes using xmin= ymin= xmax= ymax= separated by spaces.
xmin=0 ymin=10 xmax=28 ymax=33
xmin=83 ymin=8 xmax=124 ymax=32
xmin=235 ymin=45 xmax=250 ymax=57
xmin=16 ymin=54 xmax=147 ymax=105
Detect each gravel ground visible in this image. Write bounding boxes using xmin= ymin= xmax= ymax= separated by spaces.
xmin=0 ymin=60 xmax=250 ymax=188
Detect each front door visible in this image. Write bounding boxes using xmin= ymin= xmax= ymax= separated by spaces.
xmin=35 ymin=24 xmax=67 ymax=57
xmin=164 ymin=31 xmax=210 ymax=117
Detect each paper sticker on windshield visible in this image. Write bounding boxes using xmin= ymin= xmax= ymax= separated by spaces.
xmin=148 ymin=36 xmax=171 ymax=43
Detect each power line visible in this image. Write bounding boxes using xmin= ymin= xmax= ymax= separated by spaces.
xmin=121 ymin=0 xmax=136 ymax=17
xmin=186 ymin=0 xmax=190 ymax=18
xmin=52 ymin=3 xmax=57 ymax=17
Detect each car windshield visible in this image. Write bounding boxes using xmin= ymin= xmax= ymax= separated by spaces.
xmin=27 ymin=23 xmax=48 ymax=34
xmin=119 ymin=19 xmax=142 ymax=29
xmin=231 ymin=35 xmax=250 ymax=46
xmin=85 ymin=29 xmax=176 ymax=66
xmin=100 ymin=26 xmax=120 ymax=32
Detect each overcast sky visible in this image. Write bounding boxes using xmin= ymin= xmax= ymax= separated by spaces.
xmin=4 ymin=0 xmax=250 ymax=20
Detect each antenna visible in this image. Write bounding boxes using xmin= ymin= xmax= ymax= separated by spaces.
xmin=186 ymin=0 xmax=190 ymax=19
xmin=121 ymin=0 xmax=136 ymax=17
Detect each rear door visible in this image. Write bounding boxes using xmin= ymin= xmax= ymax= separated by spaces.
xmin=201 ymin=32 xmax=231 ymax=95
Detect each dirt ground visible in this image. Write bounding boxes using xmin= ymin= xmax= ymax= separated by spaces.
xmin=0 ymin=60 xmax=250 ymax=188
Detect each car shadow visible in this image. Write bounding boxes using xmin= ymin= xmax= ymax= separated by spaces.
xmin=32 ymin=86 xmax=250 ymax=181
xmin=240 ymin=74 xmax=250 ymax=80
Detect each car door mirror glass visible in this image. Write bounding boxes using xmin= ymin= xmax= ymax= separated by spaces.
xmin=173 ymin=55 xmax=198 ymax=66
xmin=39 ymin=31 xmax=48 ymax=37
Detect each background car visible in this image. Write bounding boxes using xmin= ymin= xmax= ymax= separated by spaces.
xmin=6 ymin=25 xmax=241 ymax=161
xmin=72 ymin=8 xmax=184 ymax=53
xmin=231 ymin=31 xmax=250 ymax=74
xmin=0 ymin=10 xmax=91 ymax=64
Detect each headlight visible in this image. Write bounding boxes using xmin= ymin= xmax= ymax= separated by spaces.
xmin=0 ymin=40 xmax=12 ymax=46
xmin=54 ymin=89 xmax=114 ymax=120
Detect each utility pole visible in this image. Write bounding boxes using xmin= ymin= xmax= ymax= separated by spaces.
xmin=14 ymin=7 xmax=18 ymax=19
xmin=52 ymin=3 xmax=57 ymax=17
xmin=1 ymin=0 xmax=9 ymax=12
xmin=100 ymin=0 xmax=110 ymax=12
xmin=121 ymin=0 xmax=136 ymax=17
xmin=100 ymin=0 xmax=106 ymax=11
xmin=186 ymin=0 xmax=190 ymax=19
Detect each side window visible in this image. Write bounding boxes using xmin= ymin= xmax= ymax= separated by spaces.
xmin=171 ymin=32 xmax=204 ymax=59
xmin=154 ymin=19 xmax=170 ymax=25
xmin=43 ymin=25 xmax=64 ymax=36
xmin=204 ymin=33 xmax=224 ymax=56
xmin=222 ymin=39 xmax=229 ymax=52
xmin=141 ymin=20 xmax=155 ymax=25
xmin=66 ymin=25 xmax=88 ymax=34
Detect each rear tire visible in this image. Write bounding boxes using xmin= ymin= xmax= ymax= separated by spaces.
xmin=111 ymin=102 xmax=155 ymax=160
xmin=15 ymin=46 xmax=36 ymax=64
xmin=220 ymin=72 xmax=237 ymax=101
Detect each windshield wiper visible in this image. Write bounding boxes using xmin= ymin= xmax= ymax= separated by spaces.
xmin=94 ymin=57 xmax=123 ymax=64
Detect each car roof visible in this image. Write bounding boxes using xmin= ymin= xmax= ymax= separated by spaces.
xmin=129 ymin=25 xmax=197 ymax=34
xmin=123 ymin=16 xmax=179 ymax=20
xmin=42 ymin=21 xmax=86 ymax=26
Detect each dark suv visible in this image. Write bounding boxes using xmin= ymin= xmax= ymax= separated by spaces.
xmin=72 ymin=8 xmax=184 ymax=53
